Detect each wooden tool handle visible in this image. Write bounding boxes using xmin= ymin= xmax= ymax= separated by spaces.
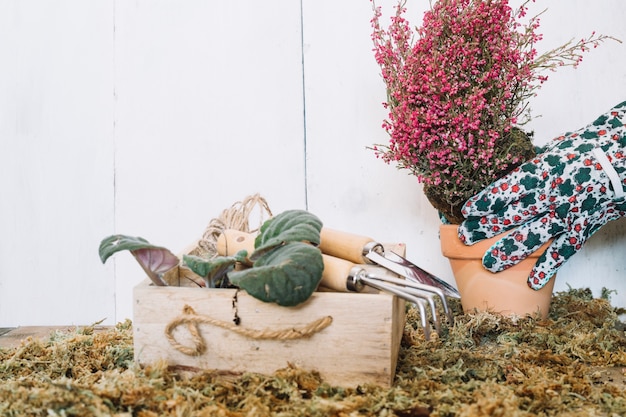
xmin=216 ymin=229 xmax=256 ymax=256
xmin=217 ymin=229 xmax=362 ymax=293
xmin=219 ymin=228 xmax=377 ymax=265
xmin=319 ymin=228 xmax=375 ymax=264
xmin=320 ymin=254 xmax=362 ymax=292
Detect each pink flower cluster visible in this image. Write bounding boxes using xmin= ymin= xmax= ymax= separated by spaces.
xmin=371 ymin=0 xmax=616 ymax=215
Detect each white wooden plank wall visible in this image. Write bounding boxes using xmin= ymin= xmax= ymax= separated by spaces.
xmin=1 ymin=1 xmax=624 ymax=326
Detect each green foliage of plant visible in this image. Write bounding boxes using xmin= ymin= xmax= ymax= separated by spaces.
xmin=253 ymin=209 xmax=324 ymax=255
xmin=98 ymin=235 xmax=179 ymax=286
xmin=98 ymin=210 xmax=324 ymax=306
xmin=183 ymin=250 xmax=249 ymax=288
xmin=186 ymin=210 xmax=324 ymax=307
xmin=229 ymin=242 xmax=324 ymax=307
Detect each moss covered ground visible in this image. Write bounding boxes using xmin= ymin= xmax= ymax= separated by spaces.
xmin=1 ymin=288 xmax=625 ymax=416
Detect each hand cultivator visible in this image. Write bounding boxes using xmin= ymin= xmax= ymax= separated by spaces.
xmin=218 ymin=228 xmax=459 ymax=339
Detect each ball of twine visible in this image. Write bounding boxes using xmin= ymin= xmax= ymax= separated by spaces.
xmin=191 ymin=193 xmax=273 ymax=258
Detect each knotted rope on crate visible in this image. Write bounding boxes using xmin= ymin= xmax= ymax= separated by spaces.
xmin=165 ymin=304 xmax=333 ymax=356
xmin=190 ymin=193 xmax=273 ymax=259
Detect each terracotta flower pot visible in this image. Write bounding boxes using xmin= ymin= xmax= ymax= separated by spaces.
xmin=439 ymin=224 xmax=555 ymax=319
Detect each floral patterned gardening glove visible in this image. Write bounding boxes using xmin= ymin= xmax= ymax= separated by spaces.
xmin=458 ymin=101 xmax=626 ymax=290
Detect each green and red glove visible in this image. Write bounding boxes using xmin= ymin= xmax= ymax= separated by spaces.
xmin=459 ymin=101 xmax=626 ymax=290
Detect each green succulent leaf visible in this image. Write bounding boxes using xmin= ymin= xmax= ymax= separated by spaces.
xmin=98 ymin=234 xmax=179 ymax=286
xmin=253 ymin=210 xmax=323 ymax=255
xmin=228 ymin=242 xmax=324 ymax=307
xmin=183 ymin=250 xmax=248 ymax=288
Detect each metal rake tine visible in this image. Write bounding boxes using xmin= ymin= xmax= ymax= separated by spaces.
xmin=367 ymin=249 xmax=461 ymax=299
xmin=394 ymin=286 xmax=442 ymax=334
xmin=401 ymin=280 xmax=455 ymax=327
xmin=365 ymin=273 xmax=453 ymax=326
xmin=361 ymin=277 xmax=434 ymax=340
xmin=365 ymin=276 xmax=442 ymax=335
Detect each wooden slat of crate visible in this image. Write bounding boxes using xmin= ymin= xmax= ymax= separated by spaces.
xmin=133 ymin=283 xmax=405 ymax=387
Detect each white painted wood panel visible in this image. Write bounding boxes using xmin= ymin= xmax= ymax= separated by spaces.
xmin=303 ymin=0 xmax=442 ymax=280
xmin=0 ymin=1 xmax=115 ymax=326
xmin=112 ymin=0 xmax=306 ymax=321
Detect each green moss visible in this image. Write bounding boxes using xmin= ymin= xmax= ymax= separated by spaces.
xmin=0 ymin=289 xmax=624 ymax=416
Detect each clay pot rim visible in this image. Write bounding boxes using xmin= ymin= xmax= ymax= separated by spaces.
xmin=440 ymin=224 xmax=552 ymax=260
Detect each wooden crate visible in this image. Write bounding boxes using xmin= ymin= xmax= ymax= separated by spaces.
xmin=133 ymin=244 xmax=407 ymax=387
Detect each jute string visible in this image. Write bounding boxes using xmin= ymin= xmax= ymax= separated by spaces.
xmin=165 ymin=304 xmax=333 ymax=356
xmin=165 ymin=194 xmax=333 ymax=356
xmin=191 ymin=193 xmax=273 ymax=258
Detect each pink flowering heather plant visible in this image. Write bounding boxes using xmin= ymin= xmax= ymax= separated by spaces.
xmin=371 ymin=0 xmax=617 ymax=224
